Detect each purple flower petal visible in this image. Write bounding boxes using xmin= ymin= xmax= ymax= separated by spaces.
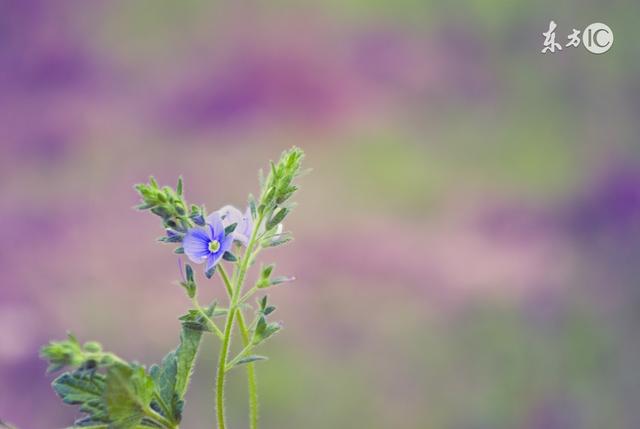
xmin=207 ymin=212 xmax=225 ymax=238
xmin=214 ymin=205 xmax=243 ymax=224
xmin=183 ymin=228 xmax=211 ymax=263
xmin=206 ymin=252 xmax=223 ymax=271
xmin=220 ymin=233 xmax=234 ymax=254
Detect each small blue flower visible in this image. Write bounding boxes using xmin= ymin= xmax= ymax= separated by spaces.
xmin=183 ymin=213 xmax=233 ymax=272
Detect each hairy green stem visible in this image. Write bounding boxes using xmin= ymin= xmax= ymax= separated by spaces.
xmin=216 ymin=307 xmax=236 ymax=429
xmin=237 ymin=312 xmax=259 ymax=429
xmin=214 ymin=212 xmax=264 ymax=429
xmin=219 ymin=264 xmax=260 ymax=429
xmin=219 ymin=265 xmax=234 ymax=298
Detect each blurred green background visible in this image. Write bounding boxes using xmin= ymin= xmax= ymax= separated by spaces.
xmin=1 ymin=0 xmax=640 ymax=428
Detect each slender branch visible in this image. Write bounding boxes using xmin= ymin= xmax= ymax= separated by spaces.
xmin=191 ymin=296 xmax=224 ymax=339
xmin=218 ymin=265 xmax=234 ymax=298
xmin=238 ymin=286 xmax=259 ymax=305
xmin=226 ymin=339 xmax=254 ymax=370
xmin=216 ymin=307 xmax=236 ymax=429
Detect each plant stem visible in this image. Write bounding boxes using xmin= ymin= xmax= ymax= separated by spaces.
xmin=215 ymin=212 xmax=264 ymax=429
xmin=237 ymin=313 xmax=259 ymax=429
xmin=216 ymin=307 xmax=236 ymax=429
xmin=220 ymin=265 xmax=260 ymax=429
xmin=219 ymin=265 xmax=234 ymax=298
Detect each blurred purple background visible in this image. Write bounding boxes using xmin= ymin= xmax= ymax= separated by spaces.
xmin=1 ymin=1 xmax=640 ymax=428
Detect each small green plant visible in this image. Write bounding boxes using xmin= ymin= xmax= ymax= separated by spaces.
xmin=41 ymin=147 xmax=306 ymax=429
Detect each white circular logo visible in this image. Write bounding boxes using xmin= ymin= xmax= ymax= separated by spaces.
xmin=582 ymin=23 xmax=614 ymax=54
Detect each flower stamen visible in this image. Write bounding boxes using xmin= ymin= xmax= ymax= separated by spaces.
xmin=208 ymin=240 xmax=221 ymax=253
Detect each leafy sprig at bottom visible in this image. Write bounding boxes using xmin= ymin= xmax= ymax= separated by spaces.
xmin=40 ymin=147 xmax=306 ymax=429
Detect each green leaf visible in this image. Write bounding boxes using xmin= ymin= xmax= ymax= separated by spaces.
xmin=149 ymin=351 xmax=179 ymax=423
xmin=269 ymin=276 xmax=295 ymax=286
xmin=174 ymin=319 xmax=210 ymax=399
xmin=176 ymin=177 xmax=183 ymax=196
xmin=103 ymin=364 xmax=155 ymax=429
xmin=252 ymin=315 xmax=282 ymax=346
xmin=152 ymin=305 xmax=214 ymax=423
xmin=234 ymin=355 xmax=268 ymax=367
xmin=52 ymin=371 xmax=109 ymax=425
xmin=261 ymin=233 xmax=292 ymax=248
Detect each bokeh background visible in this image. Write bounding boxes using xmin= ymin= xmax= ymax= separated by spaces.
xmin=2 ymin=0 xmax=640 ymax=428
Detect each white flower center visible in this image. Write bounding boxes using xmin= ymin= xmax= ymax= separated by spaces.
xmin=208 ymin=240 xmax=220 ymax=253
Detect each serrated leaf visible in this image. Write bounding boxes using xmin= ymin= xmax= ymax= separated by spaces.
xmin=103 ymin=364 xmax=154 ymax=429
xmin=52 ymin=372 xmax=109 ymax=423
xmin=153 ymin=305 xmax=214 ymax=423
xmin=149 ymin=351 xmax=177 ymax=422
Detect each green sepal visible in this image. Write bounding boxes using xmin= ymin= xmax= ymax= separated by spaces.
xmin=248 ymin=194 xmax=257 ymax=219
xmin=205 ymin=265 xmax=216 ymax=279
xmin=266 ymin=208 xmax=289 ymax=231
xmin=222 ymin=251 xmax=237 ymax=262
xmin=224 ymin=222 xmax=238 ymax=235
